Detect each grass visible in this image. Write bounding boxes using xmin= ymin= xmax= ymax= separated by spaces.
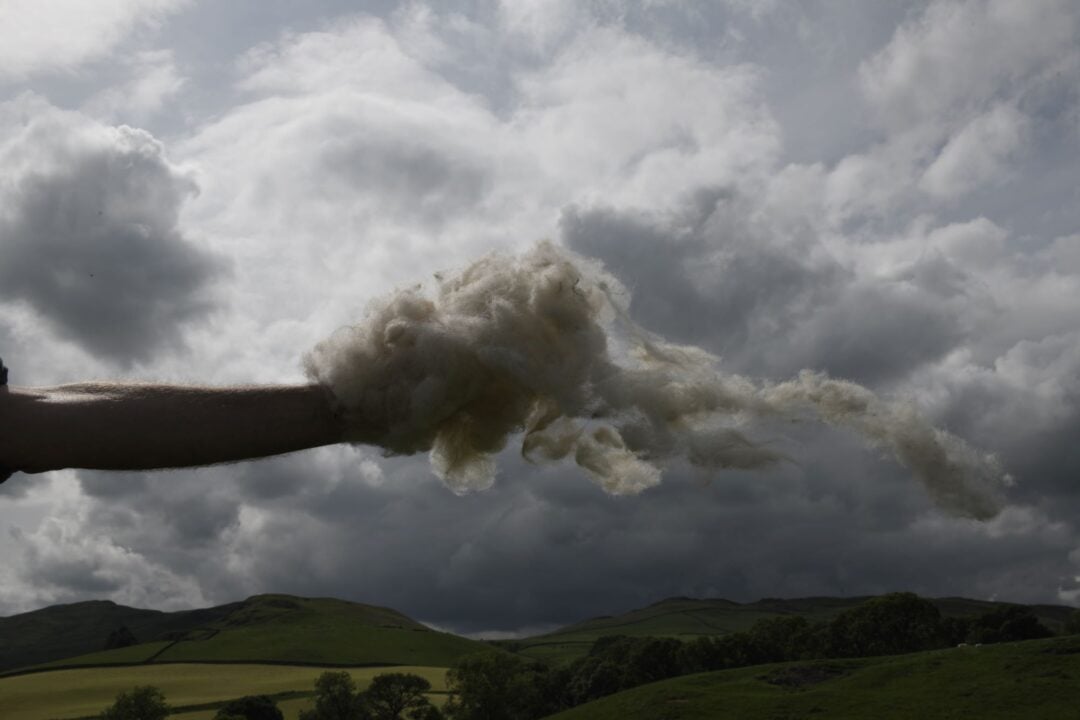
xmin=6 ymin=592 xmax=1074 ymax=718
xmin=506 ymin=596 xmax=1078 ymax=665
xmin=0 ymin=600 xmax=241 ymax=673
xmin=544 ymin=634 xmax=1080 ymax=720
xmin=504 ymin=597 xmax=859 ymax=664
xmin=156 ymin=622 xmax=477 ymax=666
xmin=0 ymin=663 xmax=449 ymax=720
xmin=167 ymin=694 xmax=453 ymax=720
xmin=16 ymin=595 xmax=490 ymax=673
xmin=31 ymin=642 xmax=175 ymax=669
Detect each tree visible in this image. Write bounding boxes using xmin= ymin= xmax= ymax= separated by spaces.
xmin=623 ymin=637 xmax=684 ymax=687
xmin=827 ymin=593 xmax=944 ymax=657
xmin=299 ymin=671 xmax=366 ymax=720
xmin=215 ymin=695 xmax=285 ymax=720
xmin=1064 ymin=609 xmax=1080 ymax=636
xmin=104 ymin=625 xmax=138 ymax=650
xmin=745 ymin=616 xmax=812 ymax=663
xmin=444 ymin=652 xmax=553 ymax=720
xmin=940 ymin=616 xmax=972 ymax=646
xmin=99 ymin=686 xmax=170 ymax=720
xmin=967 ymin=605 xmax=1053 ymax=644
xmin=408 ymin=707 xmax=445 ymax=720
xmin=565 ymin=656 xmax=622 ymax=705
xmin=362 ymin=673 xmax=433 ymax=720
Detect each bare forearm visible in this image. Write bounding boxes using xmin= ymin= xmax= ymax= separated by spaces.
xmin=0 ymin=382 xmax=347 ymax=474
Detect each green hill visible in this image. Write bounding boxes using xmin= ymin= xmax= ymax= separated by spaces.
xmin=545 ymin=633 xmax=1080 ymax=720
xmin=0 ymin=663 xmax=449 ymax=720
xmin=3 ymin=594 xmax=492 ymax=674
xmin=507 ymin=596 xmax=1076 ymax=664
xmin=0 ymin=598 xmax=241 ymax=673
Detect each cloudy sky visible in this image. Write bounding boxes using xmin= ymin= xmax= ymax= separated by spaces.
xmin=1 ymin=0 xmax=1079 ymax=634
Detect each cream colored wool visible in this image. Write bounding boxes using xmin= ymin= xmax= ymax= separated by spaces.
xmin=305 ymin=241 xmax=1008 ymax=519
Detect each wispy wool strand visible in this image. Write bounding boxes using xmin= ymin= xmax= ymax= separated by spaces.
xmin=305 ymin=242 xmax=1008 ymax=519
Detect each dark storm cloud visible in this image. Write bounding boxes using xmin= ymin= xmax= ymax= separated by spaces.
xmin=38 ymin=454 xmax=1072 ymax=632
xmin=161 ymin=450 xmax=1067 ymax=634
xmin=0 ymin=113 xmax=224 ymax=365
xmin=7 ymin=1 xmax=1080 ymax=627
xmin=86 ymin=471 xmax=239 ymax=544
xmin=936 ymin=336 xmax=1080 ymax=513
xmin=560 ymin=192 xmax=966 ymax=385
xmin=560 ymin=190 xmax=838 ymax=354
xmin=22 ymin=546 xmax=126 ymax=595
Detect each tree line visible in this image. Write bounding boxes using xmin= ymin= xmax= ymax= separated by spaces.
xmin=97 ymin=671 xmax=444 ymax=720
xmin=97 ymin=593 xmax=1077 ymax=720
xmin=443 ymin=593 xmax=1067 ymax=719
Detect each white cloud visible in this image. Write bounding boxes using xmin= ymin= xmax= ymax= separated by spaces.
xmin=823 ymin=131 xmax=928 ymax=223
xmin=920 ymin=104 xmax=1029 ymax=200
xmin=496 ymin=0 xmax=605 ymax=53
xmin=0 ymin=0 xmax=189 ymax=81
xmin=1043 ymin=234 xmax=1080 ymax=274
xmin=0 ymin=475 xmax=208 ymax=613
xmin=828 ymin=0 xmax=1080 ymax=221
xmin=3 ymin=1 xmax=1080 ymax=625
xmin=859 ymin=0 xmax=1077 ymax=132
xmin=511 ymin=26 xmax=778 ymax=208
xmin=166 ymin=13 xmax=779 ymax=391
xmin=83 ymin=49 xmax=186 ymax=123
xmin=927 ymin=217 xmax=1009 ymax=270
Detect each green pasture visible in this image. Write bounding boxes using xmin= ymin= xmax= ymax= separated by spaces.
xmin=0 ymin=663 xmax=448 ymax=720
xmin=170 ymin=691 xmax=450 ymax=720
xmin=25 ymin=595 xmax=489 ymax=672
xmin=150 ymin=595 xmax=482 ymax=666
xmin=506 ymin=597 xmax=852 ymax=664
xmin=156 ymin=622 xmax=476 ymax=667
xmin=169 ymin=698 xmax=312 ymax=720
xmin=546 ymin=634 xmax=1080 ymax=720
xmin=0 ymin=600 xmax=239 ymax=674
xmin=508 ymin=596 xmax=1077 ymax=665
xmin=34 ymin=641 xmax=174 ymax=669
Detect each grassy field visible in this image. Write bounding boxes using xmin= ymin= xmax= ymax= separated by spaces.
xmin=168 ymin=698 xmax=314 ymax=720
xmin=154 ymin=620 xmax=474 ymax=667
xmin=1 ymin=596 xmax=479 ymax=719
xmin=22 ymin=595 xmax=490 ymax=672
xmin=545 ymin=634 xmax=1080 ymax=719
xmin=507 ymin=596 xmax=1077 ymax=664
xmin=0 ymin=599 xmax=241 ymax=673
xmin=0 ymin=663 xmax=449 ymax=720
xmin=504 ymin=597 xmax=870 ymax=664
xmin=169 ymin=690 xmax=451 ymax=720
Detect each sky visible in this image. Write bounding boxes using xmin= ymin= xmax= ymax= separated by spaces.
xmin=0 ymin=0 xmax=1079 ymax=635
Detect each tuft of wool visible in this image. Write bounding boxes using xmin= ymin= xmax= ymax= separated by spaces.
xmin=305 ymin=241 xmax=1008 ymax=519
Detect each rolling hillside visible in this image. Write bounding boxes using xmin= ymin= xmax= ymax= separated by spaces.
xmin=545 ymin=633 xmax=1080 ymax=719
xmin=507 ymin=595 xmax=1077 ymax=663
xmin=2 ymin=594 xmax=492 ymax=674
xmin=1 ymin=663 xmax=449 ymax=720
xmin=0 ymin=598 xmax=241 ymax=673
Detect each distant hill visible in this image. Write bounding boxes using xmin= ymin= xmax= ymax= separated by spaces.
xmin=5 ymin=592 xmax=1073 ymax=674
xmin=1 ymin=594 xmax=491 ymax=674
xmin=0 ymin=598 xmax=241 ymax=673
xmin=506 ymin=595 xmax=1077 ymax=663
xmin=545 ymin=633 xmax=1080 ymax=720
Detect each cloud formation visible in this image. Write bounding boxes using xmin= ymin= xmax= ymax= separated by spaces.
xmin=1 ymin=1 xmax=1079 ymax=632
xmin=0 ymin=97 xmax=223 ymax=364
xmin=0 ymin=0 xmax=189 ymax=81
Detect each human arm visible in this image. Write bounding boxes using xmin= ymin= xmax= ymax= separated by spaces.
xmin=0 ymin=381 xmax=351 ymax=475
